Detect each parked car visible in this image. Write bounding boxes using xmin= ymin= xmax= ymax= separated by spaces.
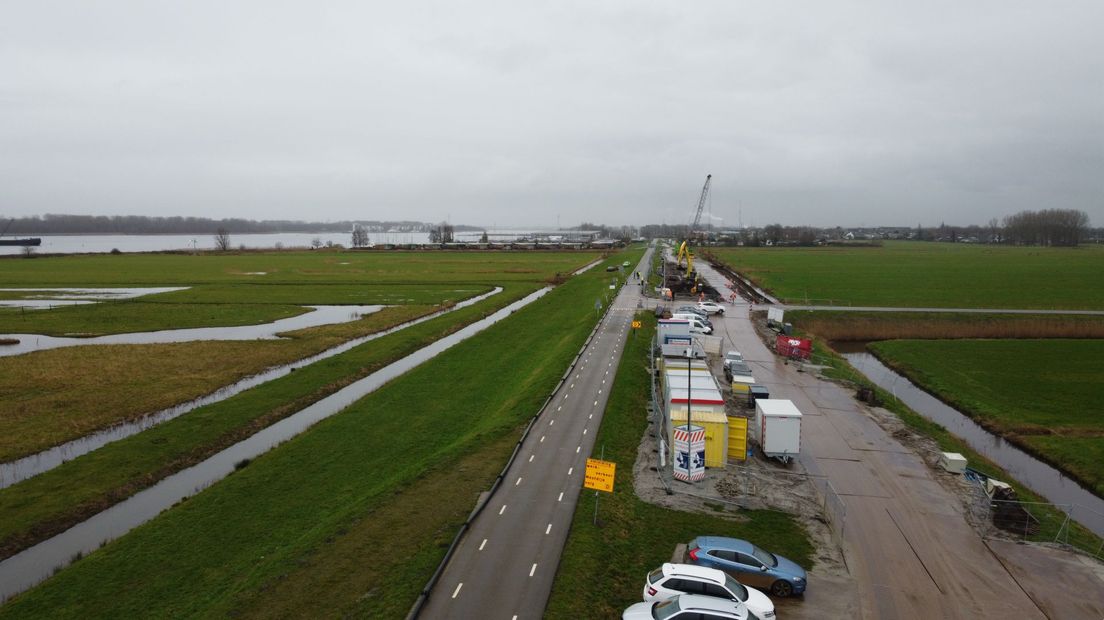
xmin=623 ymin=260 xmax=632 ymax=267
xmin=724 ymin=361 xmax=753 ymax=382
xmin=673 ymin=311 xmax=712 ymax=328
xmin=644 ymin=563 xmax=775 ymax=619
xmin=606 ymin=265 xmax=619 ymax=272
xmin=688 ymin=537 xmax=807 ymax=597
xmin=671 ymin=314 xmax=713 ymax=334
xmin=676 ymin=306 xmax=709 ymax=318
xmin=698 ymin=301 xmax=725 ymax=315
xmin=722 ymin=351 xmax=743 ymax=371
xmin=623 ymin=593 xmax=748 ymax=620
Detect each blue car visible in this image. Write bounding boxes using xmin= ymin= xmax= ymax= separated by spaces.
xmin=687 ymin=536 xmax=807 ymax=597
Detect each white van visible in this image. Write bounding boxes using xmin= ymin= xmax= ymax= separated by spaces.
xmin=671 ymin=313 xmax=713 ymax=335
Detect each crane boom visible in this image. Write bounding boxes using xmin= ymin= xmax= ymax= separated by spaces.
xmin=689 ymin=174 xmax=711 ymax=234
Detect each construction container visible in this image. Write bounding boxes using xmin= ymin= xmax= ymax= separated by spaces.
xmin=747 ymin=385 xmax=770 ymax=408
xmin=754 ymin=399 xmax=802 ymax=463
xmin=671 ymin=409 xmax=728 ymax=468
xmin=730 ymin=374 xmax=755 ymax=392
xmin=727 ymin=417 xmax=748 ymax=461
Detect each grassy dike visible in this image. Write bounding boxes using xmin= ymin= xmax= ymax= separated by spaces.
xmin=0 ymin=286 xmax=530 ymax=561
xmin=0 ymin=250 xmax=641 ymax=618
xmin=545 ymin=314 xmax=811 ymax=619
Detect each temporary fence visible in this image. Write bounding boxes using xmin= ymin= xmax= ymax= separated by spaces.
xmin=976 ymin=493 xmax=1104 ymax=561
xmin=811 ymin=476 xmax=847 ymax=549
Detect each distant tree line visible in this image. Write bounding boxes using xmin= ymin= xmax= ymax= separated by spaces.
xmin=1 ymin=214 xmax=435 ymax=235
xmin=1001 ymin=209 xmax=1090 ymax=247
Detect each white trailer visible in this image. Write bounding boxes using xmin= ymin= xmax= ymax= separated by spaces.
xmin=755 ymin=399 xmax=802 ymax=463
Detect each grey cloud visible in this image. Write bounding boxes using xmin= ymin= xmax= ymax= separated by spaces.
xmin=1 ymin=1 xmax=1101 ymax=228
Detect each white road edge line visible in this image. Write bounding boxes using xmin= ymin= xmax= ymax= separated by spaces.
xmin=530 ymin=563 xmax=538 ymax=577
xmin=558 ymin=492 xmax=564 ymax=501
xmin=546 ymin=523 xmax=552 ymax=534
xmin=479 ymin=539 xmax=487 ymax=551
xmin=499 ymin=504 xmax=507 ymax=515
xmin=516 ymin=477 xmax=523 ymax=486
xmin=452 ymin=583 xmax=463 ymax=598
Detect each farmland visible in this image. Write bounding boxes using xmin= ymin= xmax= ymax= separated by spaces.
xmin=0 ymin=250 xmax=596 ymax=456
xmin=0 ymin=249 xmax=592 ymax=334
xmin=708 ymin=241 xmax=1104 ymax=309
xmin=869 ymin=339 xmax=1104 ymax=497
xmin=0 ymin=248 xmax=641 ymax=617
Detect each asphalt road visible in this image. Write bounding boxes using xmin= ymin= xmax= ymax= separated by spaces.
xmin=419 ymin=249 xmax=652 ymax=619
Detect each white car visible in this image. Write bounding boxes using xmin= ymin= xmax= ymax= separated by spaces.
xmin=697 ymin=301 xmax=725 ymax=315
xmin=671 ymin=314 xmax=713 ymax=335
xmin=623 ymin=593 xmax=748 ymax=620
xmin=643 ymin=563 xmax=775 ymax=619
xmin=722 ymin=351 xmax=743 ymax=371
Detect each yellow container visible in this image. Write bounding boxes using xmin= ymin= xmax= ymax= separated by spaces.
xmin=670 ymin=410 xmax=728 ymax=468
xmin=727 ymin=417 xmax=748 ymax=461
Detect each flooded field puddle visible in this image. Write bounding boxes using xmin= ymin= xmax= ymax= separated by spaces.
xmin=0 ymin=287 xmax=188 ymax=309
xmin=0 ymin=289 xmax=502 ymax=488
xmin=843 ymin=350 xmax=1104 ymax=537
xmin=0 ymin=304 xmax=383 ymax=357
xmin=0 ymin=286 xmax=544 ymax=600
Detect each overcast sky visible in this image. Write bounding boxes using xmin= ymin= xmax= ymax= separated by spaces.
xmin=2 ymin=2 xmax=1101 ymax=229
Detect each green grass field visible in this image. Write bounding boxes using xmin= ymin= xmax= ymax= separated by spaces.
xmin=0 ymin=249 xmax=598 ymax=335
xmin=546 ymin=314 xmax=811 ymax=618
xmin=868 ymin=339 xmax=1104 ymax=497
xmin=0 ymin=249 xmax=598 ymax=457
xmin=0 ymin=286 xmax=532 ymax=563
xmin=0 ymin=249 xmax=641 ymax=618
xmin=709 ymin=241 xmax=1104 ymax=309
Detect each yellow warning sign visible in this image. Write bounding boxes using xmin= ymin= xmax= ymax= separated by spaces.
xmin=584 ymin=458 xmax=616 ymax=493
xmin=631 ymin=320 xmax=642 ymax=329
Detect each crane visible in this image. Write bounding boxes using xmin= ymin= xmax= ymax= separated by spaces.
xmin=676 ymin=174 xmax=711 ymax=280
xmin=689 ymin=174 xmax=712 ymax=238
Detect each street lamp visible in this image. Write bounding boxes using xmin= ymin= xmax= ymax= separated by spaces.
xmin=684 ymin=344 xmax=694 ymax=484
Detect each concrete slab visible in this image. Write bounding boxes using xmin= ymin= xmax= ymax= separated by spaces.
xmin=823 ymin=408 xmax=912 ymax=454
xmin=800 ymin=414 xmax=859 ymax=461
xmin=772 ymin=572 xmax=862 ymax=619
xmin=818 ymin=458 xmax=893 ymax=498
xmin=986 ymin=539 xmax=1104 ymax=620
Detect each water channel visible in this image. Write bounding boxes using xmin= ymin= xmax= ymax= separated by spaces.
xmin=841 ymin=346 xmax=1104 ymax=537
xmin=0 ymin=286 xmax=548 ymax=601
xmin=0 ymin=288 xmax=502 ymax=488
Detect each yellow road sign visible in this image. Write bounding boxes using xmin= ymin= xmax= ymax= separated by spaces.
xmin=631 ymin=320 xmax=642 ymax=329
xmin=584 ymin=458 xmax=616 ymax=493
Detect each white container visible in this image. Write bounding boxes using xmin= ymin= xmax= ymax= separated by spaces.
xmin=939 ymin=452 xmax=967 ymax=474
xmin=754 ymin=399 xmax=802 ymax=463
